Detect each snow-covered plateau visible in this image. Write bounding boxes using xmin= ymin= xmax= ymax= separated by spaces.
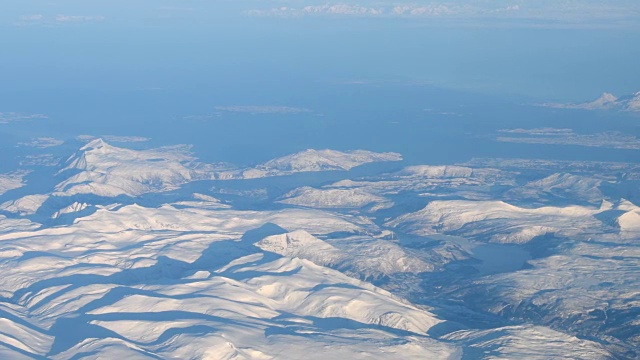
xmin=0 ymin=139 xmax=637 ymax=359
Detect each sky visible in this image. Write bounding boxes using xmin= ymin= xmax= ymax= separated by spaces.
xmin=2 ymin=1 xmax=640 ymax=98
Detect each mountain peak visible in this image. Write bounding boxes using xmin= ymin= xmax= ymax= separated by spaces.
xmin=542 ymin=90 xmax=640 ymax=112
xmin=582 ymin=92 xmax=619 ymax=110
xmin=598 ymin=92 xmax=618 ymax=102
xmin=80 ymin=138 xmax=110 ymax=151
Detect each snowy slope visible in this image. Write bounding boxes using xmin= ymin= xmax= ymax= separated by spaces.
xmin=325 ymin=165 xmax=515 ymax=200
xmin=54 ymin=139 xmax=222 ymax=197
xmin=626 ymin=91 xmax=640 ymax=111
xmin=0 ymin=215 xmax=39 ymax=234
xmin=240 ymin=149 xmax=402 ymax=179
xmin=171 ymin=193 xmax=231 ymax=209
xmin=505 ymin=173 xmax=604 ymax=204
xmin=0 ymin=138 xmax=636 ymax=358
xmin=278 ymin=186 xmax=392 ymax=210
xmin=256 ymin=230 xmax=343 ymax=264
xmin=51 ymin=202 xmax=89 ymax=219
xmin=616 ymin=199 xmax=640 ymax=232
xmin=0 ymin=204 xmax=458 ymax=359
xmin=0 ymin=194 xmax=49 ymax=216
xmin=52 ymin=141 xmax=404 ymax=196
xmin=0 ymin=171 xmax=28 ymax=195
xmin=542 ymin=91 xmax=640 ymax=112
xmin=256 ymin=230 xmax=435 ymax=279
xmin=443 ymin=325 xmax=611 ymax=359
xmin=440 ymin=240 xmax=640 ymax=355
xmin=387 ymin=199 xmax=608 ymax=243
xmin=0 ymin=199 xmax=616 ymax=358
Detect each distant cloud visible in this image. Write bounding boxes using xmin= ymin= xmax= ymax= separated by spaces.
xmin=55 ymin=15 xmax=105 ymax=23
xmin=19 ymin=137 xmax=64 ymax=148
xmin=497 ymin=128 xmax=640 ymax=150
xmin=498 ymin=128 xmax=574 ymax=136
xmin=14 ymin=14 xmax=105 ymax=26
xmin=158 ymin=6 xmax=195 ymax=12
xmin=103 ymin=135 xmax=150 ymax=143
xmin=248 ymin=2 xmax=522 ymax=18
xmin=214 ymin=106 xmax=313 ymax=115
xmin=20 ymin=14 xmax=45 ymax=21
xmin=19 ymin=154 xmax=61 ymax=167
xmin=0 ymin=112 xmax=47 ymax=124
xmin=423 ymin=108 xmax=463 ymax=117
xmin=246 ymin=1 xmax=640 ymax=26
xmin=76 ymin=135 xmax=97 ymax=142
xmin=391 ymin=5 xmax=471 ymax=16
xmin=248 ymin=4 xmax=384 ymax=17
xmin=182 ymin=114 xmax=222 ymax=121
xmin=540 ymin=91 xmax=640 ymax=112
xmin=184 ymin=106 xmax=314 ymax=121
xmin=541 ymin=93 xmax=620 ymax=110
xmin=77 ymin=135 xmax=150 ymax=143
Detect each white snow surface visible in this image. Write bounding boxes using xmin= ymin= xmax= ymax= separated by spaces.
xmin=51 ymin=202 xmax=89 ymax=219
xmin=54 ymin=139 xmax=221 ymax=197
xmin=240 ymin=149 xmax=402 ymax=178
xmin=505 ymin=173 xmax=604 ymax=203
xmin=627 ymin=91 xmax=640 ymax=111
xmin=387 ymin=199 xmax=619 ymax=243
xmin=541 ymin=91 xmax=640 ymax=112
xmin=0 ymin=171 xmax=28 ymax=195
xmin=52 ymin=140 xmax=403 ymax=196
xmin=0 ymin=215 xmax=39 ymax=234
xmin=326 ymin=165 xmax=514 ymax=200
xmin=0 ymin=139 xmax=635 ymax=358
xmin=0 ymin=204 xmax=458 ymax=359
xmin=616 ymin=199 xmax=640 ymax=232
xmin=0 ymin=194 xmax=49 ymax=216
xmin=256 ymin=231 xmax=434 ymax=279
xmin=443 ymin=325 xmax=611 ymax=359
xmin=278 ymin=186 xmax=392 ymax=210
xmin=445 ymin=240 xmax=640 ymax=352
xmin=171 ymin=193 xmax=230 ymax=209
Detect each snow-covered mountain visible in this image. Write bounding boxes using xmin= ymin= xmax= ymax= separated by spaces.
xmin=239 ymin=149 xmax=402 ymax=179
xmin=50 ymin=140 xmax=403 ymax=198
xmin=387 ymin=199 xmax=621 ymax=243
xmin=325 ymin=165 xmax=515 ymax=200
xmin=256 ymin=230 xmax=436 ymax=279
xmin=542 ymin=91 xmax=640 ymax=112
xmin=0 ymin=170 xmax=28 ymax=195
xmin=626 ymin=91 xmax=640 ymax=111
xmin=615 ymin=199 xmax=640 ymax=232
xmin=51 ymin=201 xmax=89 ymax=219
xmin=436 ymin=239 xmax=640 ymax=356
xmin=278 ymin=186 xmax=392 ymax=211
xmin=256 ymin=230 xmax=344 ymax=265
xmin=505 ymin=173 xmax=604 ymax=204
xmin=443 ymin=325 xmax=611 ymax=359
xmin=0 ymin=138 xmax=636 ymax=358
xmin=0 ymin=194 xmax=49 ymax=216
xmin=0 ymin=203 xmax=457 ymax=359
xmin=0 ymin=215 xmax=39 ymax=234
xmin=55 ymin=139 xmax=222 ymax=197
